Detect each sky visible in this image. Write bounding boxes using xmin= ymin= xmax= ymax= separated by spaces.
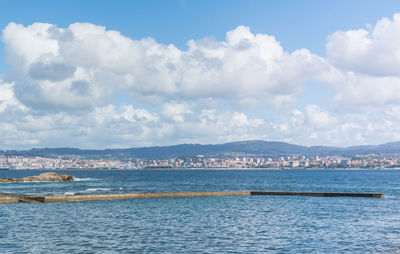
xmin=1 ymin=0 xmax=400 ymax=149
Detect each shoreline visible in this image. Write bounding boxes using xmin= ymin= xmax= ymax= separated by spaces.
xmin=2 ymin=167 xmax=400 ymax=171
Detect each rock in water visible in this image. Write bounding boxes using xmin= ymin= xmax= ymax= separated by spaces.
xmin=0 ymin=172 xmax=74 ymax=183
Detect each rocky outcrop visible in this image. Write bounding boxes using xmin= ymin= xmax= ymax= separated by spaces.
xmin=0 ymin=172 xmax=74 ymax=183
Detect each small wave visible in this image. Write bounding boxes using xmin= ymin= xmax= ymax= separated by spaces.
xmin=73 ymin=177 xmax=99 ymax=182
xmin=83 ymin=188 xmax=112 ymax=192
xmin=63 ymin=187 xmax=123 ymax=195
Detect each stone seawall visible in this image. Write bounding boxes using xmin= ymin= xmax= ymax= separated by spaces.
xmin=45 ymin=191 xmax=251 ymax=203
xmin=0 ymin=191 xmax=384 ymax=204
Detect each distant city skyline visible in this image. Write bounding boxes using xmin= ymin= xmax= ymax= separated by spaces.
xmin=1 ymin=0 xmax=400 ymax=149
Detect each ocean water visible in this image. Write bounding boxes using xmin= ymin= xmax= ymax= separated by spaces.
xmin=1 ymin=169 xmax=400 ymax=253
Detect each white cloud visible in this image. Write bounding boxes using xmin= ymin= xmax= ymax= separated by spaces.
xmin=161 ymin=102 xmax=192 ymax=123
xmin=304 ymin=105 xmax=338 ymax=130
xmin=332 ymin=74 xmax=400 ymax=111
xmin=0 ymin=81 xmax=25 ymax=112
xmin=322 ymin=13 xmax=400 ymax=112
xmin=2 ymin=23 xmax=325 ymax=112
xmin=327 ymin=13 xmax=400 ymax=76
xmin=3 ymin=15 xmax=400 ymax=149
xmin=180 ymin=26 xmax=327 ymax=111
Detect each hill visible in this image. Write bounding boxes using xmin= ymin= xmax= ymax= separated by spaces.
xmin=2 ymin=140 xmax=400 ymax=160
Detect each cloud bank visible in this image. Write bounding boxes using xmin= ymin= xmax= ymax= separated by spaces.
xmin=2 ymin=13 xmax=400 ymax=149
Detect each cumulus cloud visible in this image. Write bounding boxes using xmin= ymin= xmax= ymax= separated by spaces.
xmin=304 ymin=105 xmax=338 ymax=130
xmin=331 ymin=74 xmax=400 ymax=111
xmin=2 ymin=22 xmax=325 ymax=112
xmin=29 ymin=58 xmax=76 ymax=82
xmin=0 ymin=81 xmax=25 ymax=112
xmin=327 ymin=13 xmax=400 ymax=77
xmin=1 ymin=80 xmax=400 ymax=149
xmin=3 ymin=15 xmax=400 ymax=149
xmin=0 ymin=87 xmax=278 ymax=149
xmin=180 ymin=26 xmax=328 ymax=111
xmin=323 ymin=13 xmax=400 ymax=112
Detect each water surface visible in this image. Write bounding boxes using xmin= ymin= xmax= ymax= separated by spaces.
xmin=1 ymin=170 xmax=399 ymax=253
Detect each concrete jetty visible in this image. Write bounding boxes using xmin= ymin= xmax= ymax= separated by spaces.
xmin=0 ymin=190 xmax=384 ymax=204
xmin=250 ymin=191 xmax=385 ymax=198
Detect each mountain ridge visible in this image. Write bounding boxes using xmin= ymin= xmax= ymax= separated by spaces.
xmin=2 ymin=140 xmax=400 ymax=160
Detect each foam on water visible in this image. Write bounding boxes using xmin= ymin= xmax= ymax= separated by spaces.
xmin=83 ymin=188 xmax=112 ymax=192
xmin=63 ymin=187 xmax=123 ymax=195
xmin=73 ymin=177 xmax=99 ymax=182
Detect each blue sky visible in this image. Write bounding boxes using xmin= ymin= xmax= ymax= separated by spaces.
xmin=1 ymin=0 xmax=400 ymax=149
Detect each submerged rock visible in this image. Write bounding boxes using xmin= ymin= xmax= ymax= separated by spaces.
xmin=0 ymin=172 xmax=74 ymax=183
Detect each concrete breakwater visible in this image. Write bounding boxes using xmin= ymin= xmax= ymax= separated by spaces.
xmin=250 ymin=191 xmax=384 ymax=198
xmin=0 ymin=191 xmax=384 ymax=204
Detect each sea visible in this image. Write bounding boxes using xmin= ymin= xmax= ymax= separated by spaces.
xmin=1 ymin=169 xmax=400 ymax=253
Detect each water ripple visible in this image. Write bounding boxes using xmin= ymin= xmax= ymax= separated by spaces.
xmin=1 ymin=170 xmax=400 ymax=253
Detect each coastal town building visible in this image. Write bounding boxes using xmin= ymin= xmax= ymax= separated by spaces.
xmin=1 ymin=154 xmax=400 ymax=170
